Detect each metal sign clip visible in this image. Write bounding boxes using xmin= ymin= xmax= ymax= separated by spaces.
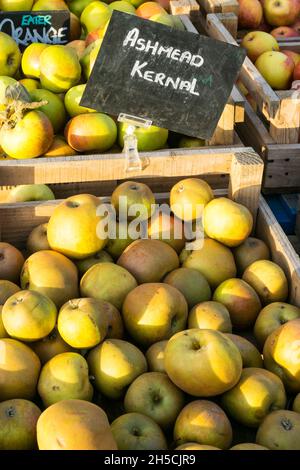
xmin=118 ymin=113 xmax=152 ymax=172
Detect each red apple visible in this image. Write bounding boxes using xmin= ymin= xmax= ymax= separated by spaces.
xmin=293 ymin=62 xmax=300 ymax=79
xmin=292 ymin=19 xmax=300 ymax=34
xmin=271 ymin=26 xmax=299 ymax=38
xmin=238 ymin=0 xmax=263 ymax=29
xmin=283 ymin=50 xmax=300 ymax=66
xmin=255 ymin=51 xmax=294 ymax=89
xmin=264 ymin=0 xmax=300 ymax=27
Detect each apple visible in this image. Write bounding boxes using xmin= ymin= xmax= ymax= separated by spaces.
xmin=164 ymin=267 xmax=211 ymax=309
xmin=283 ymin=50 xmax=300 ymax=66
xmin=233 ymin=237 xmax=270 ymax=275
xmin=111 ymin=413 xmax=167 ymax=450
xmin=263 ymin=318 xmax=300 ymax=392
xmin=0 ymin=338 xmax=41 ymax=401
xmin=264 ymin=0 xmax=300 ymax=26
xmin=7 ymin=185 xmax=55 ymax=203
xmin=0 ymin=32 xmax=21 ymax=77
xmin=170 ymin=178 xmax=214 ymax=222
xmin=37 ymin=400 xmax=117 ymax=450
xmin=47 ymin=194 xmax=108 ymax=260
xmin=0 ymin=76 xmax=17 ymax=110
xmin=238 ymin=0 xmax=263 ymax=29
xmin=0 ymin=306 xmax=8 ymax=338
xmin=0 ymin=0 xmax=33 ymax=9
xmin=256 ymin=410 xmax=300 ymax=450
xmin=188 ymin=301 xmax=232 ymax=333
xmin=222 ymin=367 xmax=286 ymax=428
xmin=178 ymin=136 xmax=205 ymax=148
xmin=19 ymin=78 xmax=40 ymax=93
xmin=255 ymin=51 xmax=294 ymax=89
xmin=70 ymin=12 xmax=82 ymax=41
xmin=2 ymin=290 xmax=57 ymax=342
xmin=254 ymin=302 xmax=300 ymax=349
xmin=37 ymin=352 xmax=93 ymax=407
xmin=241 ymin=31 xmax=279 ymax=63
xmin=118 ymin=123 xmax=168 ymax=152
xmin=75 ymin=250 xmax=113 ymax=276
xmin=68 ymin=0 xmax=95 ymax=17
xmin=111 ymin=181 xmax=155 ymax=221
xmin=30 ymin=327 xmax=74 ymax=365
xmin=204 ymin=197 xmax=253 ymax=248
xmin=80 ymin=39 xmax=102 ymax=80
xmin=87 ymin=338 xmax=147 ymax=399
xmin=225 ymin=333 xmax=263 ymax=368
xmin=30 ymin=89 xmax=67 ymax=134
xmin=293 ymin=62 xmax=300 ymax=79
xmin=175 ymin=443 xmax=221 ymax=450
xmin=109 ymin=0 xmax=136 ymax=14
xmin=103 ymin=302 xmax=124 ymax=339
xmin=85 ymin=23 xmax=109 ymax=46
xmin=20 ymin=250 xmax=79 ymax=308
xmin=136 ymin=1 xmax=166 ymax=18
xmin=106 ymin=221 xmax=135 ymax=260
xmin=64 ymin=84 xmax=96 ymax=117
xmin=148 ymin=211 xmax=186 ymax=254
xmin=57 ymin=297 xmax=110 ymax=349
xmin=293 ymin=393 xmax=300 ymax=412
xmin=66 ymin=40 xmax=86 ymax=60
xmin=32 ymin=0 xmax=68 ymax=9
xmin=124 ymin=372 xmax=185 ymax=429
xmin=292 ymin=19 xmax=300 ymax=34
xmin=271 ymin=26 xmax=299 ymax=37
xmin=21 ymin=43 xmax=49 ymax=79
xmin=164 ymin=329 xmax=242 ymax=397
xmin=174 ymin=400 xmax=232 ymax=449
xmin=0 ymin=242 xmax=24 ymax=283
xmin=43 ymin=136 xmax=78 ymax=158
xmin=243 ymin=260 xmax=288 ymax=304
xmin=213 ymin=278 xmax=262 ymax=330
xmin=0 ymin=399 xmax=41 ymax=451
xmin=0 ymin=110 xmax=54 ymax=159
xmin=0 ymin=280 xmax=20 ymax=305
xmin=145 ymin=340 xmax=168 ymax=373
xmin=39 ymin=45 xmax=81 ymax=93
xmin=80 ymin=1 xmax=112 ymax=34
xmin=150 ymin=13 xmax=175 ymax=27
xmin=66 ymin=113 xmax=117 ymax=153
xmin=180 ymin=238 xmax=237 ymax=289
xmin=80 ymin=262 xmax=138 ymax=310
xmin=230 ymin=443 xmax=269 ymax=450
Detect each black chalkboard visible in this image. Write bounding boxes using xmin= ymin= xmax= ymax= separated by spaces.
xmin=0 ymin=11 xmax=70 ymax=50
xmin=81 ymin=11 xmax=246 ymax=140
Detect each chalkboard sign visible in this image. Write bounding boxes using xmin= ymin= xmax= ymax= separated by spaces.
xmin=81 ymin=11 xmax=246 ymax=140
xmin=0 ymin=11 xmax=70 ymax=50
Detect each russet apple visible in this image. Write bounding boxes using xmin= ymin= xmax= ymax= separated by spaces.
xmin=37 ymin=352 xmax=93 ymax=407
xmin=0 ymin=32 xmax=21 ymax=77
xmin=75 ymin=250 xmax=113 ymax=276
xmin=0 ymin=306 xmax=8 ymax=338
xmin=254 ymin=302 xmax=300 ymax=348
xmin=174 ymin=400 xmax=232 ymax=449
xmin=37 ymin=400 xmax=117 ymax=450
xmin=145 ymin=340 xmax=168 ymax=373
xmin=164 ymin=329 xmax=242 ymax=396
xmin=225 ymin=333 xmax=263 ymax=368
xmin=0 ymin=242 xmax=24 ymax=283
xmin=111 ymin=413 xmax=167 ymax=450
xmin=243 ymin=260 xmax=288 ymax=304
xmin=0 ymin=338 xmax=41 ymax=401
xmin=122 ymin=283 xmax=188 ymax=346
xmin=87 ymin=338 xmax=147 ymax=399
xmin=124 ymin=372 xmax=185 ymax=429
xmin=188 ymin=301 xmax=232 ymax=333
xmin=47 ymin=194 xmax=108 ymax=259
xmin=263 ymin=318 xmax=300 ymax=392
xmin=238 ymin=0 xmax=263 ymax=29
xmin=20 ymin=250 xmax=79 ymax=308
xmin=106 ymin=221 xmax=135 ymax=260
xmin=0 ymin=399 xmax=41 ymax=451
xmin=21 ymin=43 xmax=49 ymax=79
xmin=213 ymin=278 xmax=262 ymax=330
xmin=233 ymin=237 xmax=271 ymax=275
xmin=170 ymin=178 xmax=214 ymax=222
xmin=2 ymin=290 xmax=57 ymax=342
xmin=111 ymin=180 xmax=155 ymax=221
xmin=147 ymin=211 xmax=186 ymax=254
xmin=30 ymin=327 xmax=74 ymax=365
xmin=180 ymin=238 xmax=237 ymax=288
xmin=65 ymin=113 xmax=117 ymax=153
xmin=175 ymin=443 xmax=221 ymax=450
xmin=255 ymin=51 xmax=294 ymax=89
xmin=164 ymin=267 xmax=211 ymax=309
xmin=256 ymin=410 xmax=300 ymax=449
xmin=230 ymin=443 xmax=269 ymax=450
xmin=221 ymin=367 xmax=286 ymax=427
xmin=0 ymin=280 xmax=20 ymax=305
xmin=264 ymin=0 xmax=300 ymax=26
xmin=293 ymin=393 xmax=300 ymax=412
xmin=241 ymin=31 xmax=279 ymax=63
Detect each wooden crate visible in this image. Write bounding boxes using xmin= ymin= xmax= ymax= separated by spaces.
xmin=1 ymin=147 xmax=300 ymax=306
xmin=0 ymin=15 xmax=245 ymax=198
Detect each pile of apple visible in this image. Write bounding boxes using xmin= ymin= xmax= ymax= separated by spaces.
xmin=0 ymin=0 xmax=198 ymax=162
xmin=1 ymin=178 xmax=300 ymax=450
xmin=238 ymin=0 xmax=300 ymax=39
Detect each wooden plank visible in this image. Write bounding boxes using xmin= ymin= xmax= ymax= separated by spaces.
xmin=268 ymin=90 xmax=300 ymax=144
xmin=214 ymin=12 xmax=238 ymax=38
xmin=263 ymin=145 xmax=300 ymax=191
xmin=228 ymin=150 xmax=264 ymax=224
xmin=231 ymin=85 xmax=245 ymax=123
xmin=170 ymin=0 xmax=200 ymax=15
xmin=0 ymin=147 xmax=250 ymax=186
xmin=207 ymin=100 xmax=235 ymax=145
xmin=257 ymin=196 xmax=300 ymax=306
xmin=206 ymin=14 xmax=280 ymax=119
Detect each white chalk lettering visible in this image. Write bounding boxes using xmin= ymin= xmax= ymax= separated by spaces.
xmin=123 ymin=27 xmax=139 ymax=47
xmin=165 ymin=76 xmax=181 ymax=89
xmin=136 ymin=38 xmax=145 ymax=51
xmin=190 ymin=55 xmax=204 ymax=67
xmin=144 ymin=39 xmax=159 ymax=55
xmin=171 ymin=49 xmax=181 ymax=61
xmin=154 ymin=73 xmax=166 ymax=85
xmin=130 ymin=60 xmax=148 ymax=78
xmin=144 ymin=70 xmax=155 ymax=82
xmin=190 ymin=78 xmax=200 ymax=96
xmin=179 ymin=51 xmax=192 ymax=63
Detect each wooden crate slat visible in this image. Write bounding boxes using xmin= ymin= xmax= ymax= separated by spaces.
xmin=170 ymin=0 xmax=200 ymax=15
